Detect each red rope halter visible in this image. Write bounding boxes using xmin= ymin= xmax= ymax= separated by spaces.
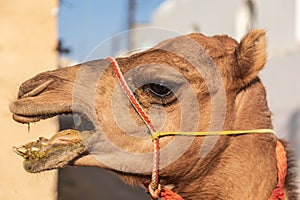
xmin=106 ymin=57 xmax=163 ymax=198
xmin=107 ymin=57 xmax=287 ymax=200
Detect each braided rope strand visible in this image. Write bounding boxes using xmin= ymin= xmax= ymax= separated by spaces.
xmin=107 ymin=57 xmax=161 ymax=197
xmin=107 ymin=57 xmax=155 ymax=132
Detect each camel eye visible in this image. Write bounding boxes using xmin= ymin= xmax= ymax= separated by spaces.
xmin=136 ymin=79 xmax=178 ymax=106
xmin=147 ymin=83 xmax=173 ymax=97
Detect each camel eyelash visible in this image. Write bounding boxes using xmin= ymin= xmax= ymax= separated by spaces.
xmin=143 ymin=82 xmax=174 ymax=97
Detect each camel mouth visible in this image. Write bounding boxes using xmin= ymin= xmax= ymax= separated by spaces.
xmin=11 ymin=107 xmax=96 ymax=173
xmin=10 ymin=75 xmax=98 ymax=173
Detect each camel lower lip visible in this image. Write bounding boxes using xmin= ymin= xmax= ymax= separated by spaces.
xmin=12 ymin=113 xmax=41 ymax=123
xmin=13 ymin=129 xmax=89 ymax=173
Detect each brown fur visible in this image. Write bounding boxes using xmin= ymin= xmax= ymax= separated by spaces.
xmin=10 ymin=30 xmax=298 ymax=199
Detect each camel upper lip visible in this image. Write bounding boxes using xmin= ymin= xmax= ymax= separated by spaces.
xmin=10 ymin=96 xmax=73 ymax=124
xmin=9 ymin=74 xmax=73 ymax=124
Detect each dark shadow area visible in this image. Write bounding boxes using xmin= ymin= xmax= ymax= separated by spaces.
xmin=57 ymin=166 xmax=148 ymax=200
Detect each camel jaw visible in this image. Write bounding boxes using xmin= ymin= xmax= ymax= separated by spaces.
xmin=13 ymin=129 xmax=92 ymax=173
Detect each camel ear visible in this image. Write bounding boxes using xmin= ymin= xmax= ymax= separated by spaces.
xmin=235 ymin=30 xmax=266 ymax=84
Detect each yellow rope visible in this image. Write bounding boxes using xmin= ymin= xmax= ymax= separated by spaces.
xmin=152 ymin=129 xmax=275 ymax=140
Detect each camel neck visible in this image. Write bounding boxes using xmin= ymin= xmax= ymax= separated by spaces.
xmin=232 ymin=78 xmax=273 ymax=131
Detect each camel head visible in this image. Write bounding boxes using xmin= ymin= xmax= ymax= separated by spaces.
xmin=10 ymin=30 xmax=269 ymax=186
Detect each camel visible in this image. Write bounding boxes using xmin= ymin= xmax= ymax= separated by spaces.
xmin=10 ymin=30 xmax=298 ymax=199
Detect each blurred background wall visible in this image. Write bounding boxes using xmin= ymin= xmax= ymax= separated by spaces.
xmin=0 ymin=0 xmax=58 ymax=200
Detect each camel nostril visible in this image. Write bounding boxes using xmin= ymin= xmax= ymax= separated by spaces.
xmin=19 ymin=79 xmax=54 ymax=99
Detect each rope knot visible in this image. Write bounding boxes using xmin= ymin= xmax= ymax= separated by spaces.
xmin=152 ymin=132 xmax=160 ymax=140
xmin=148 ymin=183 xmax=161 ymax=199
xmin=269 ymin=187 xmax=285 ymax=200
xmin=148 ymin=183 xmax=184 ymax=200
